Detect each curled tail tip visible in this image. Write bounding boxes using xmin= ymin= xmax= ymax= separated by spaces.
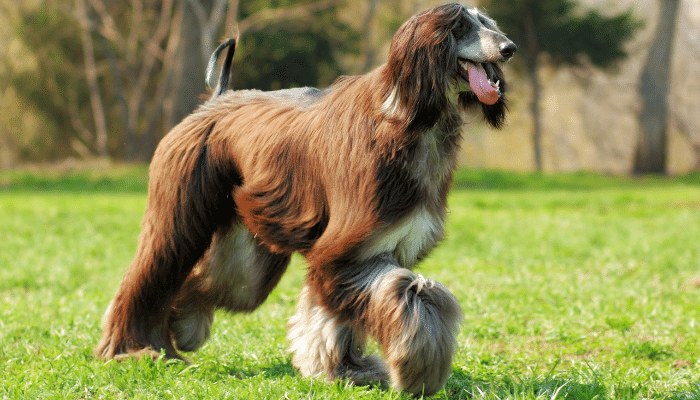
xmin=206 ymin=38 xmax=237 ymax=97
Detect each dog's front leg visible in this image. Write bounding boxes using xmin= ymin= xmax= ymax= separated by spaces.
xmin=364 ymin=263 xmax=462 ymax=396
xmin=287 ymin=285 xmax=390 ymax=387
xmin=296 ymin=253 xmax=462 ymax=397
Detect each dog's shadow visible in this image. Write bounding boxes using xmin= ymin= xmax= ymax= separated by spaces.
xmin=183 ymin=358 xmax=296 ymax=380
xmin=193 ymin=358 xmax=394 ymax=393
xmin=256 ymin=360 xmax=296 ymax=379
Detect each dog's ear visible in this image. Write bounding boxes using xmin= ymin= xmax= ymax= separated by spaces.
xmin=383 ymin=4 xmax=463 ymax=132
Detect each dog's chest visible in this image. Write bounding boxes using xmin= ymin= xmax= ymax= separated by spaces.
xmin=359 ymin=128 xmax=457 ymax=267
xmin=363 ymin=130 xmax=456 ymax=267
xmin=361 ymin=206 xmax=443 ymax=268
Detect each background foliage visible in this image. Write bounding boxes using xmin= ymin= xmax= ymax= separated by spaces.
xmin=232 ymin=0 xmax=358 ymax=90
xmin=0 ymin=0 xmax=358 ymax=162
xmin=1 ymin=0 xmax=698 ymax=174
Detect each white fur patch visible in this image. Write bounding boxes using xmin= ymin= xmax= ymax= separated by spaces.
xmin=381 ymin=86 xmax=402 ymax=118
xmin=287 ymin=286 xmax=344 ymax=378
xmin=360 ymin=207 xmax=442 ymax=268
xmin=171 ymin=308 xmax=213 ymax=352
xmin=413 ymin=128 xmax=456 ymax=191
xmin=201 ymin=225 xmax=261 ymax=309
xmin=287 ymin=286 xmax=390 ymax=385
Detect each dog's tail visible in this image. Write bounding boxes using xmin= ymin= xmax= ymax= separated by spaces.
xmin=206 ymin=38 xmax=237 ymax=97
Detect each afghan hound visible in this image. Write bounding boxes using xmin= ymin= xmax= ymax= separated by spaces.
xmin=97 ymin=3 xmax=516 ymax=396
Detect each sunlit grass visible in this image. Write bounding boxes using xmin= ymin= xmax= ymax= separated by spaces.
xmin=2 ymin=167 xmax=700 ymax=398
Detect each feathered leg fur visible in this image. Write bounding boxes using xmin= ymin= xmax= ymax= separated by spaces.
xmin=287 ymin=286 xmax=390 ymax=387
xmin=291 ymin=252 xmax=462 ymax=396
xmin=96 ymin=118 xmax=240 ymax=360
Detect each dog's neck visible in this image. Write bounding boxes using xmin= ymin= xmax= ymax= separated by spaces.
xmin=411 ymin=122 xmax=460 ymax=198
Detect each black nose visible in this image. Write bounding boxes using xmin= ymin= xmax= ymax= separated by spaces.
xmin=500 ymin=42 xmax=517 ymax=59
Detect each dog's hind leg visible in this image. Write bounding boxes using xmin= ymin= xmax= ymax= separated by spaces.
xmin=170 ymin=224 xmax=291 ymax=352
xmin=287 ymin=285 xmax=390 ymax=387
xmin=96 ymin=120 xmax=241 ymax=361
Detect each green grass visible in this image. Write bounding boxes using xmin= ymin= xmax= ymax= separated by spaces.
xmin=2 ymin=167 xmax=700 ymax=399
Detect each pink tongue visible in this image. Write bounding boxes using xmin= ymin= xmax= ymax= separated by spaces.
xmin=467 ymin=63 xmax=499 ymax=105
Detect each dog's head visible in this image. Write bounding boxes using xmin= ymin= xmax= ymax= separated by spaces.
xmin=384 ymin=3 xmax=515 ymax=130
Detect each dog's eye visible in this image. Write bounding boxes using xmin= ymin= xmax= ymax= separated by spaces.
xmin=452 ymin=20 xmax=469 ymax=37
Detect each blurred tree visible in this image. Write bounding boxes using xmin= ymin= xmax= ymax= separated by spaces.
xmin=169 ymin=0 xmax=352 ymax=137
xmin=77 ymin=0 xmax=108 ymax=157
xmin=168 ymin=0 xmax=227 ymax=136
xmin=3 ymin=0 xmax=353 ymax=162
xmin=5 ymin=0 xmax=179 ymax=161
xmin=359 ymin=0 xmax=379 ymax=73
xmin=633 ymin=0 xmax=680 ymax=174
xmin=89 ymin=0 xmax=178 ymax=161
xmin=227 ymin=0 xmax=355 ymax=91
xmin=5 ymin=1 xmax=90 ymax=159
xmin=483 ymin=0 xmax=643 ymax=171
xmin=160 ymin=0 xmax=354 ymax=159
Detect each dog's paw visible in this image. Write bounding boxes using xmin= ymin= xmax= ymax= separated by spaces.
xmin=335 ymin=354 xmax=390 ymax=388
xmin=368 ymin=269 xmax=463 ymax=396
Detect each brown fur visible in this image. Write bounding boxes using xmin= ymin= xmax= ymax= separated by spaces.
xmin=97 ymin=3 xmax=515 ymax=396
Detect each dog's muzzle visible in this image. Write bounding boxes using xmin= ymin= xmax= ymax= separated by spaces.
xmin=460 ymin=40 xmax=516 ymax=105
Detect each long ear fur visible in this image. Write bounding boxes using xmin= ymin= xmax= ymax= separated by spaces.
xmin=383 ymin=3 xmax=462 ymax=132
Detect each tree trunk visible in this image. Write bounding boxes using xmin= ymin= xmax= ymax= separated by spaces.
xmin=77 ymin=0 xmax=109 ymax=157
xmin=143 ymin=4 xmax=184 ymax=160
xmin=168 ymin=0 xmax=341 ymax=130
xmin=169 ymin=0 xmax=214 ymax=128
xmin=524 ymin=9 xmax=543 ymax=171
xmin=633 ymin=0 xmax=680 ymax=174
xmin=360 ymin=0 xmax=379 ymax=73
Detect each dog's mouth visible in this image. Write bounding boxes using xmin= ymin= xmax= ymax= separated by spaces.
xmin=458 ymin=59 xmax=501 ymax=105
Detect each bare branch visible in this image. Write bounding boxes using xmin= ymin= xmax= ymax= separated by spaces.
xmin=129 ymin=0 xmax=175 ymax=139
xmin=237 ymin=0 xmax=341 ymax=36
xmin=126 ymin=0 xmax=144 ymax=68
xmin=70 ymin=138 xmax=95 ymax=159
xmin=67 ymin=89 xmax=97 ymax=154
xmin=203 ymin=0 xmax=230 ymax=59
xmin=183 ymin=0 xmax=207 ymax=30
xmin=87 ymin=0 xmax=123 ymax=45
xmin=226 ymin=0 xmax=241 ymax=37
xmin=76 ymin=0 xmax=109 ymax=156
xmin=145 ymin=3 xmax=184 ymax=154
xmin=184 ymin=0 xmax=230 ymax=65
xmin=360 ymin=0 xmax=379 ymax=73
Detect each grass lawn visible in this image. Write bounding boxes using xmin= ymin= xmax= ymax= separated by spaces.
xmin=2 ymin=166 xmax=700 ymax=399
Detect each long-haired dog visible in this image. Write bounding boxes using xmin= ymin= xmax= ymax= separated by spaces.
xmin=97 ymin=3 xmax=515 ymax=396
